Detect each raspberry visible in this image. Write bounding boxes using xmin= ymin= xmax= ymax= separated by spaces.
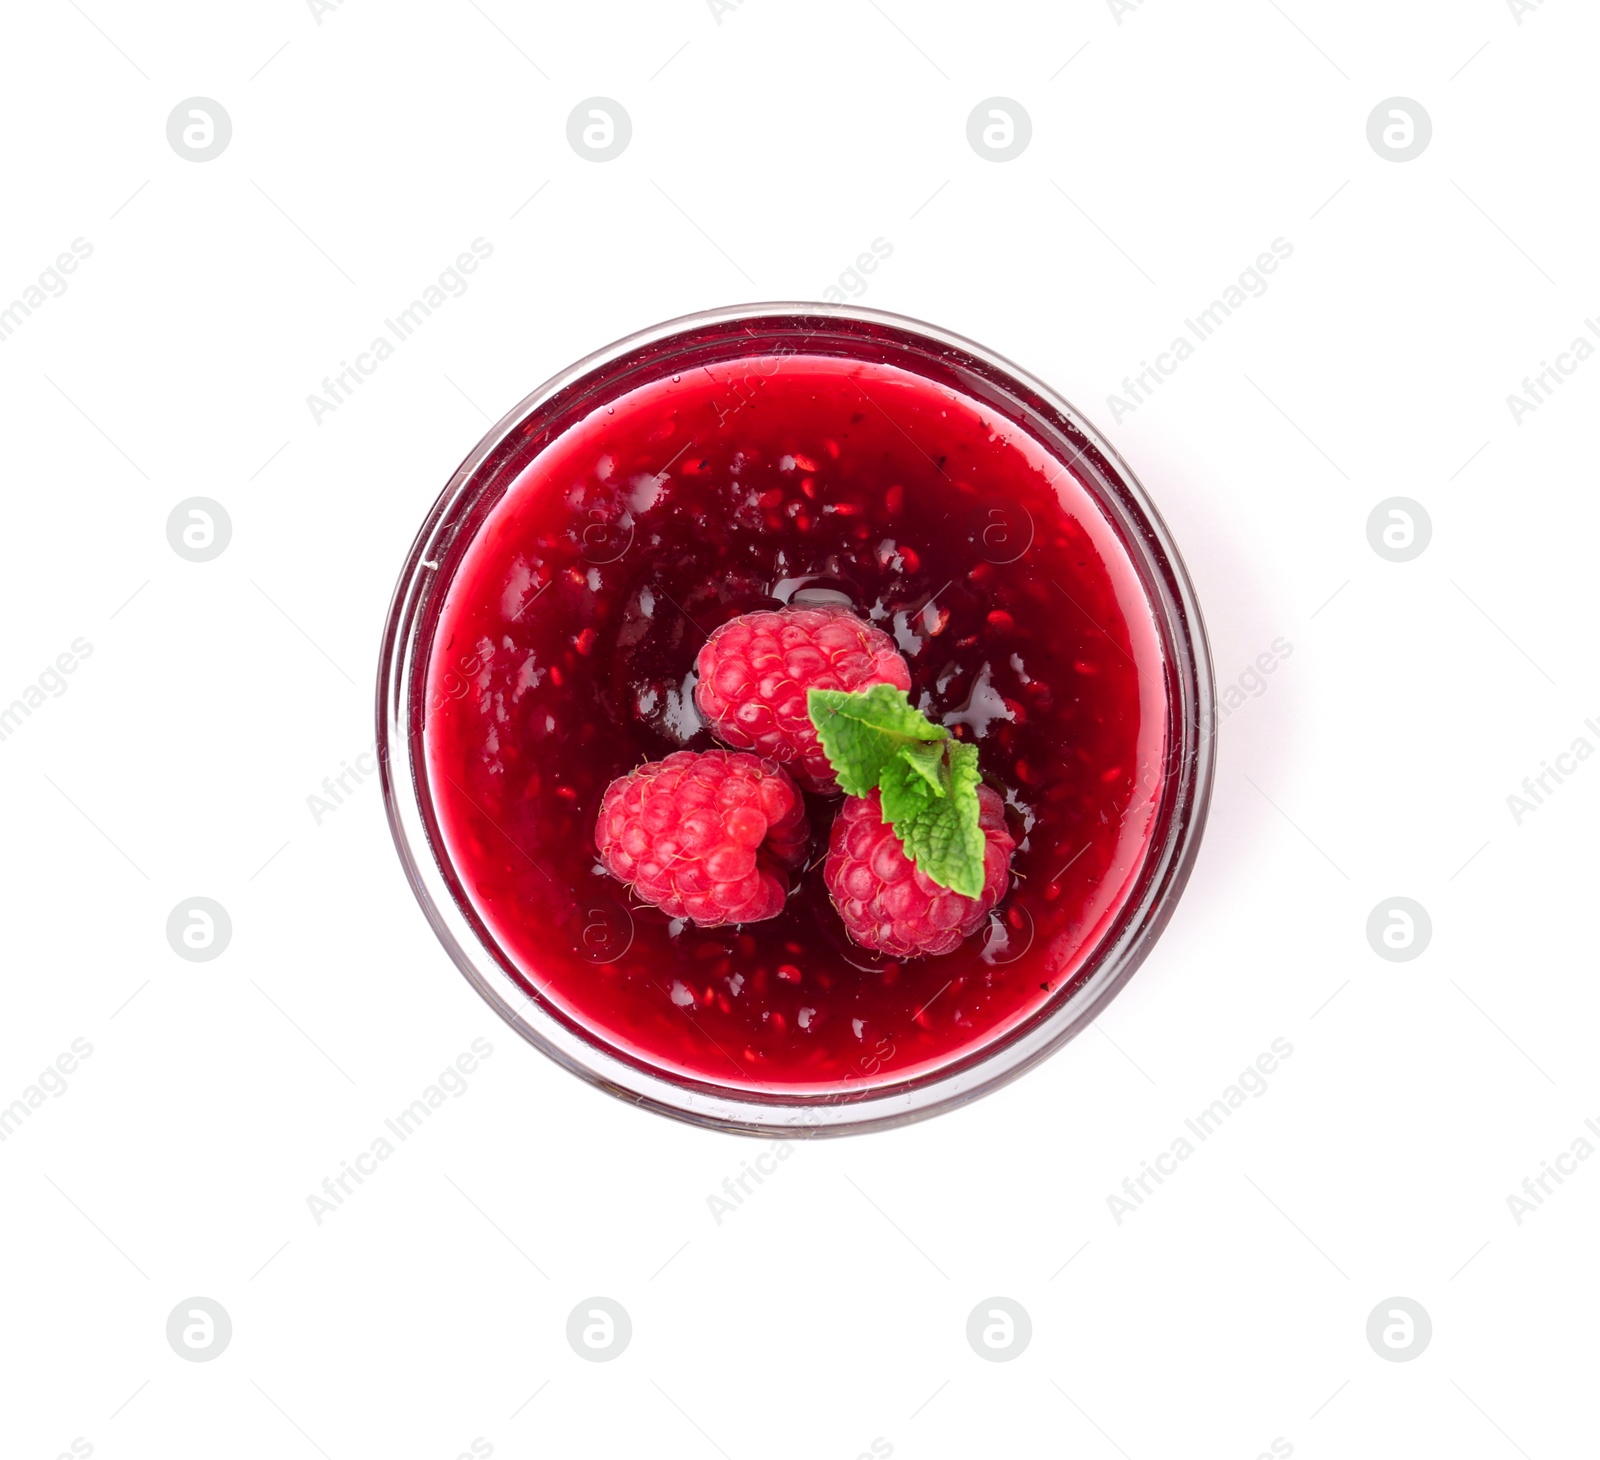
xmin=596 ymin=750 xmax=808 ymax=927
xmin=824 ymin=785 xmax=1014 ymax=958
xmin=694 ymin=606 xmax=912 ymax=794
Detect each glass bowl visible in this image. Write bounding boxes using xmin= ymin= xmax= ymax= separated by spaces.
xmin=377 ymin=303 xmax=1214 ymax=1136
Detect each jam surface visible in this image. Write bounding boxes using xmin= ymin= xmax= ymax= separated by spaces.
xmin=423 ymin=353 xmax=1168 ymax=1094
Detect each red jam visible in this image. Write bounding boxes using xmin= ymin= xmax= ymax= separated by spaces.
xmin=423 ymin=353 xmax=1168 ymax=1094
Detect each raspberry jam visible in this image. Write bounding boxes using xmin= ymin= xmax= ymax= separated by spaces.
xmin=419 ymin=347 xmax=1171 ymax=1096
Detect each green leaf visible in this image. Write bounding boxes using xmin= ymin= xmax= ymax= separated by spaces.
xmin=889 ymin=741 xmax=985 ymax=898
xmin=897 ymin=739 xmax=947 ymax=797
xmin=807 ymin=685 xmax=947 ymax=798
xmin=878 ymin=751 xmax=940 ymax=825
xmin=809 ymin=685 xmax=987 ymax=898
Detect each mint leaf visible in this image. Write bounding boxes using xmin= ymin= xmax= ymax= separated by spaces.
xmin=807 ymin=685 xmax=947 ymax=798
xmin=890 ymin=741 xmax=985 ymax=898
xmin=879 ymin=751 xmax=940 ymax=824
xmin=896 ymin=739 xmax=947 ymax=797
xmin=810 ymin=686 xmax=988 ymax=898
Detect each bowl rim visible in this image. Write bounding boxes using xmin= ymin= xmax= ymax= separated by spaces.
xmin=376 ymin=300 xmax=1216 ymax=1138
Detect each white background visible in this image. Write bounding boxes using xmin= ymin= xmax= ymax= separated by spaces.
xmin=2 ymin=1 xmax=1596 ymax=1456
